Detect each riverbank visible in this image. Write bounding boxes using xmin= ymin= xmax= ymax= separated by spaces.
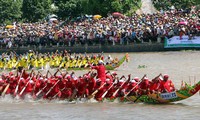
xmin=1 ymin=43 xmax=200 ymax=54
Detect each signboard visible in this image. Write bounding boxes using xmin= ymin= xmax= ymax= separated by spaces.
xmin=164 ymin=36 xmax=200 ymax=48
xmin=160 ymin=91 xmax=177 ymax=100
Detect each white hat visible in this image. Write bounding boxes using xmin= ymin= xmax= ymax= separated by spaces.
xmin=39 ymin=77 xmax=44 ymax=80
xmin=130 ymin=79 xmax=136 ymax=83
xmin=29 ymin=80 xmax=34 ymax=84
xmin=98 ymin=60 xmax=104 ymax=64
xmin=119 ymin=79 xmax=124 ymax=82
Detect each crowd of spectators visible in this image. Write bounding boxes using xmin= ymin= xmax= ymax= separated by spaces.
xmin=0 ymin=6 xmax=199 ymax=49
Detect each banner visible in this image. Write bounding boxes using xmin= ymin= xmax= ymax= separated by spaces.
xmin=164 ymin=36 xmax=200 ymax=48
xmin=160 ymin=91 xmax=177 ymax=100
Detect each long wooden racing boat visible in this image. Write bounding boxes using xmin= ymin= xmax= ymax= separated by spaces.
xmin=106 ymin=81 xmax=200 ymax=104
xmin=66 ymin=55 xmax=127 ymax=71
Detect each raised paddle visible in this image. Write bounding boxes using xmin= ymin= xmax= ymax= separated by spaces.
xmin=88 ymin=82 xmax=106 ymax=99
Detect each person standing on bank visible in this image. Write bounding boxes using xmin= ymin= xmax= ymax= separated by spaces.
xmin=90 ymin=60 xmax=106 ymax=83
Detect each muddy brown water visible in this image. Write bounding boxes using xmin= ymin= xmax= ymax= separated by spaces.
xmin=0 ymin=51 xmax=200 ymax=120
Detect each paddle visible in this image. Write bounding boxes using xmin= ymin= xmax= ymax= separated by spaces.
xmin=52 ymin=87 xmax=66 ymax=99
xmin=14 ymin=69 xmax=24 ymax=96
xmin=35 ymin=84 xmax=48 ymax=97
xmin=48 ymin=70 xmax=53 ymax=77
xmin=44 ymin=79 xmax=61 ymax=97
xmin=110 ymin=75 xmax=130 ymax=100
xmin=1 ymin=83 xmax=10 ymax=97
xmin=69 ymin=88 xmax=78 ymax=101
xmin=88 ymin=82 xmax=106 ymax=99
xmin=19 ymin=76 xmax=34 ymax=96
xmin=101 ymin=82 xmax=115 ymax=99
xmin=123 ymin=74 xmax=146 ymax=102
xmin=13 ymin=61 xmax=19 ymax=69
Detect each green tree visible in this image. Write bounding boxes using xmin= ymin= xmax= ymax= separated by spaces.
xmin=22 ymin=0 xmax=52 ymax=22
xmin=54 ymin=0 xmax=141 ymax=18
xmin=54 ymin=0 xmax=83 ymax=19
xmin=0 ymin=0 xmax=22 ymax=23
xmin=153 ymin=0 xmax=200 ymax=10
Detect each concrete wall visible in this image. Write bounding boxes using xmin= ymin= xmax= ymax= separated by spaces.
xmin=0 ymin=43 xmax=199 ymax=54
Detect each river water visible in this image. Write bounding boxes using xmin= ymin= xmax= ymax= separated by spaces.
xmin=0 ymin=51 xmax=200 ymax=120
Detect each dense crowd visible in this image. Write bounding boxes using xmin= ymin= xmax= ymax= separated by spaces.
xmin=0 ymin=6 xmax=199 ymax=49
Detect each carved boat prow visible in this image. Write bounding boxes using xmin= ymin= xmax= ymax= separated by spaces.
xmin=146 ymin=81 xmax=200 ymax=103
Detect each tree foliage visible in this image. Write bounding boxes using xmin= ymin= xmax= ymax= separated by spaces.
xmin=0 ymin=0 xmax=22 ymax=23
xmin=0 ymin=0 xmax=199 ymax=23
xmin=153 ymin=0 xmax=200 ymax=10
xmin=54 ymin=0 xmax=83 ymax=19
xmin=54 ymin=0 xmax=141 ymax=19
xmin=22 ymin=0 xmax=52 ymax=22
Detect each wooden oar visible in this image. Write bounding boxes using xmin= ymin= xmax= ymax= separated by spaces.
xmin=124 ymin=74 xmax=146 ymax=98
xmin=45 ymin=79 xmax=60 ymax=97
xmin=101 ymin=83 xmax=114 ymax=99
xmin=14 ymin=70 xmax=24 ymax=96
xmin=13 ymin=61 xmax=19 ymax=68
xmin=52 ymin=87 xmax=66 ymax=99
xmin=69 ymin=88 xmax=78 ymax=101
xmin=19 ymin=76 xmax=34 ymax=96
xmin=88 ymin=82 xmax=106 ymax=99
xmin=133 ymin=94 xmax=143 ymax=103
xmin=110 ymin=77 xmax=128 ymax=99
xmin=1 ymin=83 xmax=10 ymax=97
xmin=124 ymin=74 xmax=146 ymax=103
xmin=36 ymin=84 xmax=48 ymax=97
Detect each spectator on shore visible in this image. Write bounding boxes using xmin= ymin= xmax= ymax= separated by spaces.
xmin=0 ymin=6 xmax=199 ymax=48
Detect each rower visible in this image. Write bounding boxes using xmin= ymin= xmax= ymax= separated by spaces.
xmin=90 ymin=60 xmax=106 ymax=83
xmin=139 ymin=77 xmax=150 ymax=95
xmin=149 ymin=75 xmax=162 ymax=94
xmin=161 ymin=74 xmax=175 ymax=93
xmin=127 ymin=77 xmax=140 ymax=96
xmin=105 ymin=55 xmax=113 ymax=65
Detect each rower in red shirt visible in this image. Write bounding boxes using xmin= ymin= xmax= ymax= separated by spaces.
xmin=88 ymin=73 xmax=96 ymax=95
xmin=139 ymin=77 xmax=150 ymax=95
xmin=127 ymin=77 xmax=140 ymax=96
xmin=94 ymin=78 xmax=106 ymax=100
xmin=161 ymin=74 xmax=175 ymax=93
xmin=62 ymin=76 xmax=73 ymax=99
xmin=0 ymin=78 xmax=5 ymax=94
xmin=77 ymin=76 xmax=87 ymax=98
xmin=149 ymin=74 xmax=162 ymax=94
xmin=118 ymin=75 xmax=130 ymax=97
xmin=91 ymin=60 xmax=106 ymax=83
xmin=18 ymin=67 xmax=29 ymax=79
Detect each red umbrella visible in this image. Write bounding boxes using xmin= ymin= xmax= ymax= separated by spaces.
xmin=112 ymin=12 xmax=124 ymax=18
xmin=179 ymin=21 xmax=188 ymax=25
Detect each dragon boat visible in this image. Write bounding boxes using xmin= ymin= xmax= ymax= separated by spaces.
xmin=65 ymin=54 xmax=127 ymax=71
xmin=106 ymin=81 xmax=200 ymax=104
xmin=1 ymin=81 xmax=199 ymax=104
xmin=0 ymin=53 xmax=128 ymax=71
